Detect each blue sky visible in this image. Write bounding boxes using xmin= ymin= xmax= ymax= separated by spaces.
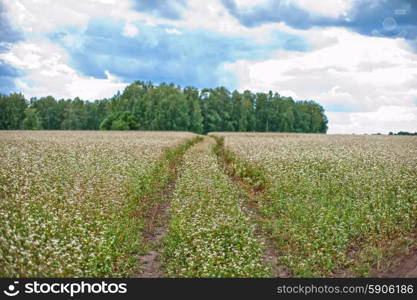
xmin=0 ymin=0 xmax=416 ymax=133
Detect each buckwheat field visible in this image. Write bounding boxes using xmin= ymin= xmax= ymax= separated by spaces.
xmin=213 ymin=133 xmax=417 ymax=277
xmin=0 ymin=131 xmax=194 ymax=277
xmin=1 ymin=131 xmax=416 ymax=278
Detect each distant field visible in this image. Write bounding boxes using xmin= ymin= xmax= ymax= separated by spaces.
xmin=0 ymin=131 xmax=195 ymax=277
xmin=212 ymin=132 xmax=417 ymax=276
xmin=1 ymin=131 xmax=416 ymax=277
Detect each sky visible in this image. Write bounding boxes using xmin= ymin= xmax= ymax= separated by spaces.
xmin=0 ymin=0 xmax=416 ymax=134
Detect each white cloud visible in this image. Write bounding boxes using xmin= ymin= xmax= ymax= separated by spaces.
xmin=5 ymin=0 xmax=90 ymax=32
xmin=173 ymin=0 xmax=299 ymax=42
xmin=0 ymin=39 xmax=126 ymax=100
xmin=234 ymin=0 xmax=269 ymax=8
xmin=165 ymin=28 xmax=182 ymax=35
xmin=294 ymin=0 xmax=354 ymax=18
xmin=178 ymin=0 xmax=242 ymax=34
xmin=225 ymin=28 xmax=417 ymax=133
xmin=280 ymin=90 xmax=298 ymax=98
xmin=327 ymin=106 xmax=417 ymax=134
xmin=3 ymin=0 xmax=144 ymax=33
xmin=5 ymin=0 xmax=302 ymax=45
xmin=233 ymin=0 xmax=354 ymax=18
xmin=122 ymin=23 xmax=139 ymax=37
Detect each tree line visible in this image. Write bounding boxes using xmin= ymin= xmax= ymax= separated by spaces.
xmin=0 ymin=81 xmax=328 ymax=133
xmin=389 ymin=131 xmax=417 ymax=136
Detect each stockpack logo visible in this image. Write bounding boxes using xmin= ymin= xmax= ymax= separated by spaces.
xmin=3 ymin=281 xmax=20 ymax=297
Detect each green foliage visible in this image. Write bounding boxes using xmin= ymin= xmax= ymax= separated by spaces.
xmin=0 ymin=81 xmax=328 ymax=133
xmin=213 ymin=136 xmax=269 ymax=191
xmin=0 ymin=93 xmax=27 ymax=129
xmin=110 ymin=120 xmax=129 ymax=130
xmin=100 ymin=111 xmax=138 ymax=130
xmin=31 ymin=96 xmax=63 ymax=129
xmin=22 ymin=108 xmax=43 ymax=130
xmin=390 ymin=131 xmax=417 ymax=136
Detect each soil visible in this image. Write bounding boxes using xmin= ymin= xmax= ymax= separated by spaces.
xmin=241 ymin=186 xmax=291 ymax=277
xmin=380 ymin=248 xmax=417 ymax=278
xmin=134 ymin=185 xmax=173 ymax=278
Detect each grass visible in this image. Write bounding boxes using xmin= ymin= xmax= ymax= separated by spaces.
xmin=211 ymin=133 xmax=417 ymax=277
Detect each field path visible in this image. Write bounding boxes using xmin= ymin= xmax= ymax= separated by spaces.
xmin=386 ymin=250 xmax=417 ymax=277
xmin=162 ymin=136 xmax=270 ymax=277
xmin=134 ymin=136 xmax=201 ymax=278
xmin=380 ymin=236 xmax=417 ymax=278
xmin=212 ymin=135 xmax=288 ymax=277
xmin=134 ymin=178 xmax=175 ymax=278
xmin=135 ymin=135 xmax=285 ymax=277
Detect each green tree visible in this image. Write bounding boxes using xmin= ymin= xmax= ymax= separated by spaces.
xmin=31 ymin=96 xmax=62 ymax=129
xmin=0 ymin=81 xmax=329 ymax=134
xmin=100 ymin=111 xmax=138 ymax=130
xmin=22 ymin=108 xmax=43 ymax=130
xmin=0 ymin=93 xmax=27 ymax=129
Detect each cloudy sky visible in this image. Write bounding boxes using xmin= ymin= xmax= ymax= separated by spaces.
xmin=1 ymin=0 xmax=416 ymax=133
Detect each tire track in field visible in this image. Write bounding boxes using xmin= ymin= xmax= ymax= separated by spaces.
xmin=162 ymin=136 xmax=269 ymax=277
xmin=133 ymin=136 xmax=202 ymax=278
xmin=376 ymin=232 xmax=417 ymax=278
xmin=383 ymin=249 xmax=417 ymax=278
xmin=212 ymin=135 xmax=290 ymax=277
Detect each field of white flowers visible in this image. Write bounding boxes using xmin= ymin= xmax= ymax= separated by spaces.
xmin=212 ymin=133 xmax=417 ymax=277
xmin=2 ymin=130 xmax=416 ymax=278
xmin=163 ymin=137 xmax=269 ymax=277
xmin=0 ymin=131 xmax=195 ymax=277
